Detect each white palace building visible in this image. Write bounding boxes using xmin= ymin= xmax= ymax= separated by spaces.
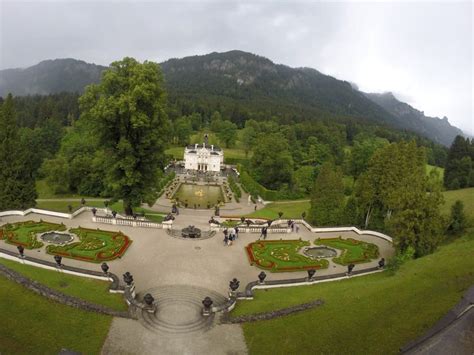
xmin=184 ymin=142 xmax=224 ymax=172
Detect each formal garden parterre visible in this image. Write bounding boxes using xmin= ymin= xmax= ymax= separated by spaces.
xmin=247 ymin=237 xmax=380 ymax=272
xmin=0 ymin=220 xmax=67 ymax=249
xmin=314 ymin=237 xmax=379 ymax=265
xmin=0 ymin=220 xmax=132 ymax=262
xmin=246 ymin=240 xmax=330 ymax=272
xmin=46 ymin=227 xmax=132 ymax=263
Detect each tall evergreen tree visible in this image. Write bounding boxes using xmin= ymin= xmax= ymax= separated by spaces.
xmin=444 ymin=135 xmax=473 ymax=189
xmin=79 ymin=58 xmax=170 ymax=215
xmin=0 ymin=94 xmax=37 ymax=210
xmin=448 ymin=200 xmax=466 ymax=235
xmin=309 ymin=162 xmax=345 ymax=226
xmin=356 ymin=141 xmax=444 ymax=256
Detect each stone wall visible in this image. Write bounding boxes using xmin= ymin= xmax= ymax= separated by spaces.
xmin=222 ymin=299 xmax=324 ymax=323
xmin=0 ymin=263 xmax=130 ymax=318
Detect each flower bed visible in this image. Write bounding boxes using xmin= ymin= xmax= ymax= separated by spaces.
xmin=46 ymin=227 xmax=132 ymax=263
xmin=314 ymin=237 xmax=379 ymax=265
xmin=246 ymin=240 xmax=329 ymax=272
xmin=0 ymin=220 xmax=67 ymax=249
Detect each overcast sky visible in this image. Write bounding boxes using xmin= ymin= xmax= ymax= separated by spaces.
xmin=1 ymin=0 xmax=472 ymax=133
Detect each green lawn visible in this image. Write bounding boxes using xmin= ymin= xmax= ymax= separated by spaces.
xmin=246 ymin=240 xmax=328 ymax=272
xmin=231 ymin=229 xmax=474 ymax=355
xmin=0 ymin=273 xmax=112 ymax=354
xmin=47 ymin=227 xmax=132 ymax=263
xmin=314 ymin=237 xmax=379 ymax=265
xmin=247 ymin=200 xmax=310 ymax=219
xmin=442 ymin=187 xmax=474 ymax=223
xmin=36 ymin=179 xmax=90 ymax=199
xmin=35 ymin=199 xmax=167 ymax=218
xmin=35 ymin=199 xmax=120 ymax=213
xmin=0 ymin=258 xmax=127 ymax=311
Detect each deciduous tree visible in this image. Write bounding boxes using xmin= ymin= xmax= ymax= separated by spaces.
xmin=79 ymin=58 xmax=170 ymax=215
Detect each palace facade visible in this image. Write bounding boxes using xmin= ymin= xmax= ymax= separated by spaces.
xmin=184 ymin=143 xmax=224 ymax=172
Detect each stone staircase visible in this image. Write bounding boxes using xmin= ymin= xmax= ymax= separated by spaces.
xmin=134 ymin=285 xmax=228 ymax=335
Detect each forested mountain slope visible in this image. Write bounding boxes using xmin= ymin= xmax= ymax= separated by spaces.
xmin=0 ymin=51 xmax=463 ymax=146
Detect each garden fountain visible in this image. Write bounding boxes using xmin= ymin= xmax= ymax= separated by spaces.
xmin=39 ymin=231 xmax=75 ymax=245
xmin=303 ymin=246 xmax=337 ymax=259
xmin=181 ymin=225 xmax=202 ymax=239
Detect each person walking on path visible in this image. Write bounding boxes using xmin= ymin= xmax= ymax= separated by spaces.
xmin=235 ymin=226 xmax=239 ymax=239
xmin=229 ymin=227 xmax=236 ymax=240
xmin=223 ymin=229 xmax=229 ymax=246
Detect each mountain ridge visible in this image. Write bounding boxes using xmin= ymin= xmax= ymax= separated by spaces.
xmin=0 ymin=51 xmax=464 ymax=146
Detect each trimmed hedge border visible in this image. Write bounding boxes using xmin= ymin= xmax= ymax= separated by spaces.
xmin=228 ymin=175 xmax=242 ymax=203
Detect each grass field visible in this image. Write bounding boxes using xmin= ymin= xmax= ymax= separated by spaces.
xmin=232 ymin=229 xmax=474 ymax=354
xmin=0 ymin=273 xmax=112 ymax=354
xmin=314 ymin=237 xmax=379 ymax=265
xmin=247 ymin=200 xmax=310 ymax=219
xmin=442 ymin=187 xmax=474 ymax=223
xmin=35 ymin=199 xmax=166 ymax=220
xmin=0 ymin=258 xmax=127 ymax=311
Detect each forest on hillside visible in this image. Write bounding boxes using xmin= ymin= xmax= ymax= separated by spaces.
xmin=0 ymin=57 xmax=472 ymax=258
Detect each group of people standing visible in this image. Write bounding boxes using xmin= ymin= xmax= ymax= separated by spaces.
xmin=223 ymin=227 xmax=239 ymax=246
xmin=221 ymin=219 xmax=300 ymax=245
xmin=288 ymin=219 xmax=299 ymax=233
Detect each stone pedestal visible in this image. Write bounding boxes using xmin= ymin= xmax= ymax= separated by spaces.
xmin=145 ymin=304 xmax=156 ymax=314
xmin=127 ymin=284 xmax=136 ymax=299
xmin=202 ymin=308 xmax=212 ymax=316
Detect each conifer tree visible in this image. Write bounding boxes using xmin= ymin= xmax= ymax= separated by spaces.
xmin=0 ymin=94 xmax=37 ymax=210
xmin=309 ymin=162 xmax=345 ymax=226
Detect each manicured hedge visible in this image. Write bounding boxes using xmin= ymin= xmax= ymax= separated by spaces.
xmin=157 ymin=171 xmax=176 ymax=196
xmin=228 ymin=175 xmax=242 ymax=202
xmin=238 ymin=166 xmax=303 ymax=201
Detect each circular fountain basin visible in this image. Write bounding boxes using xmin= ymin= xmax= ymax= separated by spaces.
xmin=304 ymin=246 xmax=337 ymax=258
xmin=40 ymin=231 xmax=74 ymax=245
xmin=181 ymin=225 xmax=202 ymax=239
